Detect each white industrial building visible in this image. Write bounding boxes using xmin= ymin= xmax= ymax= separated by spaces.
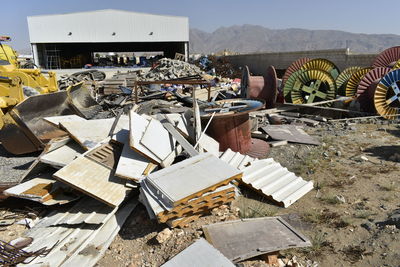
xmin=27 ymin=9 xmax=189 ymax=69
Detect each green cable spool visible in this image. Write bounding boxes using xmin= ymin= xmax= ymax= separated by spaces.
xmin=291 ymin=69 xmax=336 ymax=105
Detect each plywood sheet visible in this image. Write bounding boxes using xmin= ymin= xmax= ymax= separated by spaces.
xmin=4 ymin=177 xmax=80 ymax=205
xmin=53 ymin=156 xmax=130 ymax=207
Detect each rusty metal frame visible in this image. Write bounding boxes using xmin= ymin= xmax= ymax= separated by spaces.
xmin=134 ymin=80 xmax=212 ymax=103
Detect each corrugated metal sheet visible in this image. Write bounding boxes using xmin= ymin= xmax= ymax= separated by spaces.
xmin=161 ymin=238 xmax=235 ymax=267
xmin=20 ymin=199 xmax=137 ymax=267
xmin=241 ymin=159 xmax=313 ymax=207
xmin=28 ymin=9 xmax=189 ymax=43
xmin=219 ymin=148 xmax=257 ymax=170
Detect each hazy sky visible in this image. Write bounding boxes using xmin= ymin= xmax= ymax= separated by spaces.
xmin=3 ymin=0 xmax=400 ymax=50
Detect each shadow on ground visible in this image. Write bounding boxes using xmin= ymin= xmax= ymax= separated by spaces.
xmin=364 ymin=145 xmax=400 ymax=162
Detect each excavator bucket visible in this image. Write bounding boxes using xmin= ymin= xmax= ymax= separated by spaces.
xmin=0 ymin=82 xmax=102 ymax=155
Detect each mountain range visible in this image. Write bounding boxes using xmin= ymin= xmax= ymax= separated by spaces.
xmin=189 ymin=25 xmax=400 ymax=54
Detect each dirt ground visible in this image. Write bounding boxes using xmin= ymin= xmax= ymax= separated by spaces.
xmin=1 ymin=121 xmax=399 ymax=267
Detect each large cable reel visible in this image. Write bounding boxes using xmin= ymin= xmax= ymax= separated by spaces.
xmin=355 ymin=67 xmax=390 ymax=113
xmin=372 ymin=46 xmax=400 ymax=68
xmin=281 ymin=57 xmax=311 ymax=87
xmin=290 ymin=69 xmax=336 ymax=105
xmin=300 ymin=58 xmax=340 ymax=80
xmin=374 ymin=69 xmax=400 ymax=119
xmin=335 ymin=66 xmax=362 ymax=96
xmin=282 ymin=69 xmax=305 ymax=102
xmin=345 ymin=67 xmax=373 ymax=97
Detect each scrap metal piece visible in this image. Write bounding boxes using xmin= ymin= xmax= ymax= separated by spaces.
xmin=161 ymin=238 xmax=235 ymax=267
xmin=290 ymin=69 xmax=336 ymax=105
xmin=281 ymin=57 xmax=311 ymax=87
xmin=300 ymin=58 xmax=340 ymax=79
xmin=241 ymin=159 xmax=314 ymax=207
xmin=241 ymin=66 xmax=277 ymax=108
xmin=203 ymin=217 xmax=311 ymax=262
xmin=0 ymin=239 xmax=52 ymax=266
xmin=262 ymin=125 xmax=320 ymax=145
xmin=335 ymin=66 xmax=362 ymax=96
xmin=374 ymin=69 xmax=400 ymax=119
xmin=201 ymin=99 xmax=263 ymax=154
xmin=372 ymin=46 xmax=400 ymax=68
xmin=345 ymin=67 xmax=373 ymax=97
xmin=357 ymin=67 xmax=391 ymax=113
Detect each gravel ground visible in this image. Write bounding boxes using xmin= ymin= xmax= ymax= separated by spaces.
xmin=0 ymin=144 xmax=39 ymax=183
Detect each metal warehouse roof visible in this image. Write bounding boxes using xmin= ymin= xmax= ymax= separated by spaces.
xmin=27 ymin=9 xmax=189 ymax=43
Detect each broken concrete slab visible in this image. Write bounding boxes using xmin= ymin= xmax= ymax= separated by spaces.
xmin=261 ymin=125 xmax=320 ymax=145
xmin=161 ymin=238 xmax=235 ymax=267
xmin=203 ymin=217 xmax=311 ymax=262
xmin=161 ymin=121 xmax=199 ymax=157
xmin=241 ymin=159 xmax=314 ymax=207
xmin=145 ymin=152 xmax=242 ymax=208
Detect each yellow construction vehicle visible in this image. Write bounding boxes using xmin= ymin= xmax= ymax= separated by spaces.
xmin=0 ymin=36 xmax=58 ymax=129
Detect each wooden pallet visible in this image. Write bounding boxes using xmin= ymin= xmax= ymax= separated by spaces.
xmin=157 ymin=189 xmax=236 ymax=223
xmin=166 ymin=197 xmax=236 ymax=228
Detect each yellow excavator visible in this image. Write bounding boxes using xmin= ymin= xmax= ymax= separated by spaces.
xmin=0 ymin=36 xmax=101 ymax=155
xmin=0 ymin=36 xmax=58 ymax=126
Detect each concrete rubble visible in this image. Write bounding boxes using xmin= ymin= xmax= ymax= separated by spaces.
xmin=1 ymin=52 xmax=399 ymax=267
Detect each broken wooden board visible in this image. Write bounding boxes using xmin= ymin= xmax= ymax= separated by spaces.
xmin=261 ymin=125 xmax=320 ymax=145
xmin=145 ymin=152 xmax=242 ymax=209
xmin=140 ymin=118 xmax=175 ymax=161
xmin=161 ymin=238 xmax=235 ymax=267
xmin=4 ymin=177 xmax=80 ymax=205
xmin=203 ymin=217 xmax=311 ymax=262
xmin=44 ymin=115 xmax=86 ymax=127
xmin=53 ymin=142 xmax=130 ymax=207
xmin=40 ymin=141 xmax=85 ymax=169
xmin=60 ymin=116 xmax=129 ymax=150
xmin=129 ymin=111 xmax=160 ymax=163
xmin=115 ymin=143 xmax=156 ymax=182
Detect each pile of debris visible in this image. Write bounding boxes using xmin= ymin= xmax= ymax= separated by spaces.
xmin=57 ymin=69 xmax=106 ymax=90
xmin=139 ymin=58 xmax=204 ymax=81
xmin=0 ymin=98 xmax=317 ymax=265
